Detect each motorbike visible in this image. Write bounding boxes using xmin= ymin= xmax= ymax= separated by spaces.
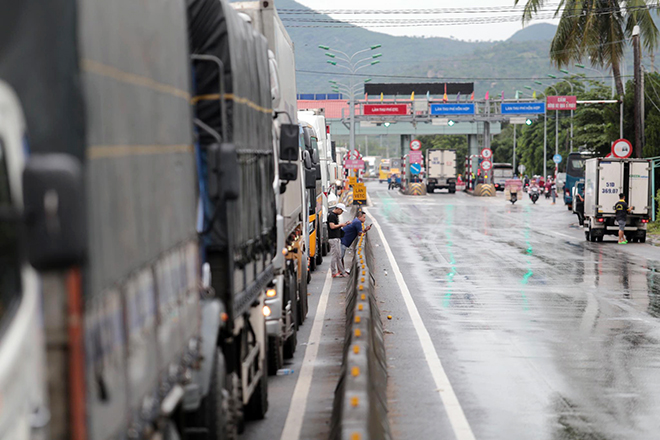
xmin=504 ymin=179 xmax=523 ymax=205
xmin=529 ymin=186 xmax=540 ymax=204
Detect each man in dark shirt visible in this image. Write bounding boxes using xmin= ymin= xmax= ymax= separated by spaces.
xmin=614 ymin=193 xmax=632 ymax=244
xmin=341 ymin=211 xmax=372 ymax=259
xmin=328 ymin=203 xmax=350 ymax=277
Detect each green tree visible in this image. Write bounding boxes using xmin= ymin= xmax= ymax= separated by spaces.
xmin=515 ymin=0 xmax=659 ymax=96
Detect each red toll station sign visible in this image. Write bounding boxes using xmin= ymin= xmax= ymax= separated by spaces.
xmin=546 ymin=95 xmax=577 ymax=111
xmin=363 ymin=104 xmax=408 ymax=116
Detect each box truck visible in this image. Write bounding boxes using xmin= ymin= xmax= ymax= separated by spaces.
xmin=425 ymin=149 xmax=457 ymax=193
xmin=583 ymin=158 xmax=651 ymax=242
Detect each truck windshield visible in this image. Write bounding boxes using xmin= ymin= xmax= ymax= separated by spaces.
xmin=0 ymin=137 xmax=22 ymax=330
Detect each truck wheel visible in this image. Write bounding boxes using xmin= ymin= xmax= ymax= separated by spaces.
xmin=322 ymin=240 xmax=328 ymax=257
xmin=585 ymin=230 xmax=590 ymax=241
xmin=309 ymin=251 xmax=317 ymax=271
xmin=184 ymin=349 xmax=233 ymax=440
xmin=268 ymin=336 xmax=283 ymax=375
xmin=284 ymin=322 xmax=297 ymax=359
xmin=427 ymin=185 xmax=434 ymax=194
xmin=449 ymin=185 xmax=456 ymax=194
xmin=315 ymin=235 xmax=323 ymax=266
xmin=641 ymin=233 xmax=647 ymax=243
xmin=299 ymin=259 xmax=308 ymax=325
xmin=590 ymin=231 xmax=597 ymax=242
xmin=245 ymin=359 xmax=268 ymax=420
xmin=597 ymin=235 xmax=603 ymax=242
xmin=288 ymin=270 xmax=299 ymax=330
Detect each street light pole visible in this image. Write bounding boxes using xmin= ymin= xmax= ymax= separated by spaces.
xmin=321 ymin=44 xmax=382 ymax=154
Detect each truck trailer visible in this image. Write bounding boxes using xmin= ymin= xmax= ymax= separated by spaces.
xmin=425 ymin=149 xmax=457 ymax=193
xmin=583 ymin=157 xmax=651 ymax=243
xmin=231 ymin=0 xmax=310 ymax=374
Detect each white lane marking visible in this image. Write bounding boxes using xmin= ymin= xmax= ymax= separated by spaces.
xmin=280 ymin=268 xmax=333 ymax=440
xmin=365 ymin=207 xmax=477 ymax=440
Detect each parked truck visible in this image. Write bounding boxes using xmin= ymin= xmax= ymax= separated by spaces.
xmin=583 ymin=157 xmax=651 ymax=243
xmin=1 ymin=1 xmax=206 ymax=438
xmin=0 ymin=0 xmax=288 ymax=438
xmin=425 ymin=149 xmax=457 ymax=193
xmin=231 ymin=0 xmax=310 ymax=374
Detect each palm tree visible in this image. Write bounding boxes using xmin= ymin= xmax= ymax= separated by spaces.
xmin=514 ymin=0 xmax=659 ymax=97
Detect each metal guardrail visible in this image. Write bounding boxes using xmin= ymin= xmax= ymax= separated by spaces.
xmin=330 ymin=231 xmax=391 ymax=440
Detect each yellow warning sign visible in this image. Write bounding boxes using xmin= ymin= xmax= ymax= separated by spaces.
xmin=353 ymin=183 xmax=367 ymax=205
xmin=348 ymin=176 xmax=357 ymax=185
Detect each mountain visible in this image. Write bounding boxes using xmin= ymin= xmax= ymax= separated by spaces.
xmin=507 ymin=23 xmax=558 ymax=42
xmin=272 ymin=0 xmax=617 ymax=97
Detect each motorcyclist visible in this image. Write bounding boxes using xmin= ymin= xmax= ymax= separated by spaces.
xmin=529 ymin=182 xmax=540 ymax=203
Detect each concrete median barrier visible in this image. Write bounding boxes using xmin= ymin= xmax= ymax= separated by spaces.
xmin=330 ymin=232 xmax=391 ymax=440
xmin=475 ymin=183 xmax=495 ymax=197
xmin=403 ymin=182 xmax=426 ymax=196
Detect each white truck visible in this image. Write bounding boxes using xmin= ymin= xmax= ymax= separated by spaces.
xmin=425 ymin=149 xmax=457 ymax=193
xmin=232 ymin=0 xmax=310 ymax=374
xmin=583 ymin=157 xmax=651 ymax=243
xmin=298 ymin=109 xmax=335 ymax=257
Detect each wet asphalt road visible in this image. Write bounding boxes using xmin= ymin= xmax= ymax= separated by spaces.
xmin=367 ymin=181 xmax=660 ymax=440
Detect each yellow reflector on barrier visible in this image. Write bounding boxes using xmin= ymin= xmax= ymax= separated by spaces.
xmin=361 ymin=294 xmax=366 ymax=300
xmin=358 ymin=303 xmax=363 ymax=311
xmin=360 ymin=277 xmax=365 ymax=282
xmin=359 ymin=285 xmax=364 ymax=290
xmin=351 ymin=366 xmax=360 ymax=377
xmin=351 ymin=433 xmax=361 ymax=440
xmin=353 ymin=345 xmax=360 ymax=354
xmin=355 ymin=328 xmax=361 ymax=337
xmin=351 ymin=396 xmax=359 ymax=407
xmin=362 ymin=270 xmax=366 ymax=275
xmin=355 ymin=316 xmax=360 ymax=323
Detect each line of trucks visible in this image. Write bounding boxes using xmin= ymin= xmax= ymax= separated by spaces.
xmin=0 ymin=1 xmax=340 ymax=439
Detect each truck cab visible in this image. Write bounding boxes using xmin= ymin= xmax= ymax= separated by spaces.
xmin=300 ymin=122 xmax=323 ymax=271
xmin=0 ymin=80 xmax=48 ymax=440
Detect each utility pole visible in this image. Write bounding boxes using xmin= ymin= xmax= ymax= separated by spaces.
xmin=633 ymin=25 xmax=643 ymax=158
xmin=543 ymin=111 xmax=547 ymax=181
xmin=512 ymin=124 xmax=517 ymax=175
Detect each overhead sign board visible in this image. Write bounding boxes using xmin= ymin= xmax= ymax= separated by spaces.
xmin=344 ymin=159 xmax=365 ymax=169
xmin=501 ymin=103 xmax=546 ymax=114
xmin=547 ymin=95 xmax=577 ymax=111
xmin=612 ymin=138 xmax=632 ymax=158
xmin=409 ymin=151 xmax=423 ymax=163
xmin=410 ymin=139 xmax=422 ymax=150
xmin=363 ymin=104 xmax=408 ymax=116
xmin=430 ymin=103 xmax=476 ymax=115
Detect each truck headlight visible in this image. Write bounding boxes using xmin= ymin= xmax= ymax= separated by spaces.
xmin=266 ymin=288 xmax=277 ymax=298
xmin=262 ymin=305 xmax=272 ymax=317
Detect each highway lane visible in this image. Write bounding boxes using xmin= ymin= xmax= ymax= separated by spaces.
xmin=367 ymin=181 xmax=660 ymax=440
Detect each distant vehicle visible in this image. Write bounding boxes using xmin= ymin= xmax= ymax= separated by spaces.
xmin=564 ymin=152 xmax=595 ymax=208
xmin=583 ymin=158 xmax=651 ymax=242
xmin=425 ymin=149 xmax=457 ymax=193
xmin=300 ymin=122 xmax=324 ymax=271
xmin=379 ymin=159 xmax=391 ymax=182
xmin=493 ymin=163 xmax=514 ymax=191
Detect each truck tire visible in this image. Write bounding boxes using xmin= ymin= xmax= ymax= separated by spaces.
xmin=309 ymin=250 xmax=317 ymax=271
xmin=267 ymin=335 xmax=283 ymax=375
xmin=315 ymin=234 xmax=323 ymax=266
xmin=590 ymin=229 xmax=597 ymax=242
xmin=585 ymin=230 xmax=590 ymax=242
xmin=641 ymin=233 xmax=647 ymax=243
xmin=299 ymin=258 xmax=308 ymax=325
xmin=284 ymin=320 xmax=297 ymax=359
xmin=449 ymin=185 xmax=456 ymax=194
xmin=184 ymin=349 xmax=233 ymax=440
xmin=427 ymin=185 xmax=435 ymax=194
xmin=245 ymin=359 xmax=268 ymax=420
xmin=289 ymin=269 xmax=299 ymax=331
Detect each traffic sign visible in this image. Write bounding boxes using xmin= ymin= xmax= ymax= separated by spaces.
xmin=429 ymin=103 xmax=475 ymax=115
xmin=481 ymin=159 xmax=492 ymax=171
xmin=348 ymin=176 xmax=357 ymax=185
xmin=518 ymin=164 xmax=526 ymax=174
xmin=348 ymin=149 xmax=361 ymax=160
xmin=352 ymin=183 xmax=367 ymax=205
xmin=547 ymin=95 xmax=577 ymax=111
xmin=410 ymin=163 xmax=421 ymax=175
xmin=481 ymin=148 xmax=493 ymax=160
xmin=611 ymin=138 xmax=632 ymax=158
xmin=410 ymin=139 xmax=422 ymax=150
xmin=363 ymin=104 xmax=408 ymax=116
xmin=409 ymin=150 xmax=423 ymax=163
xmin=501 ymin=103 xmax=546 ymax=114
xmin=553 ymin=154 xmax=562 ymax=164
xmin=344 ymin=159 xmax=365 ymax=169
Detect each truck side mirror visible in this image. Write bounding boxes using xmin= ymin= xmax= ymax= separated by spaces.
xmin=279 ymin=124 xmax=299 ymax=161
xmin=331 ymin=141 xmax=336 ymax=162
xmin=208 ymin=143 xmax=240 ymax=201
xmin=22 ymin=153 xmax=86 ymax=270
xmin=279 ymin=162 xmax=298 ymax=182
xmin=315 ymin=165 xmax=322 ymax=181
xmin=303 ymin=150 xmax=313 ymax=170
xmin=312 ymin=150 xmax=320 ymax=165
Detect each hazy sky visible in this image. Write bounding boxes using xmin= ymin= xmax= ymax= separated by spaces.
xmin=295 ymin=0 xmax=560 ymax=41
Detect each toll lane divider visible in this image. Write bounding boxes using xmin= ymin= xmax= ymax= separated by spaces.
xmin=340 ymin=189 xmax=354 ymax=206
xmin=330 ymin=232 xmax=391 ymax=440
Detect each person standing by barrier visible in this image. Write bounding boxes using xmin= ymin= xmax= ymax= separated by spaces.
xmin=341 ymin=210 xmax=372 ymax=263
xmin=328 ymin=203 xmax=350 ymax=277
